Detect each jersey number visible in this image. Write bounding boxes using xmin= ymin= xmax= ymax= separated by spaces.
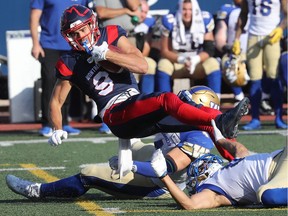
xmin=252 ymin=0 xmax=272 ymax=16
xmin=93 ymin=71 xmax=114 ymax=96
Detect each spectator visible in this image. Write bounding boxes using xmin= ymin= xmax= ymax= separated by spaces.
xmin=30 ymin=0 xmax=88 ymax=136
xmin=232 ymin=0 xmax=287 ymax=130
xmin=155 ymin=0 xmax=222 ymax=100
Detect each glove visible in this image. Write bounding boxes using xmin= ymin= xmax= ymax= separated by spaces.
xmin=151 ymin=149 xmax=167 ymax=178
xmin=189 ymin=55 xmax=201 ymax=75
xmin=48 ymin=130 xmax=68 ymax=146
xmin=269 ymin=27 xmax=283 ymax=44
xmin=211 ymin=119 xmax=225 ymax=142
xmin=232 ymin=39 xmax=241 ymax=55
xmin=109 ymin=155 xmax=119 ymax=170
xmin=88 ymin=41 xmax=109 ymax=63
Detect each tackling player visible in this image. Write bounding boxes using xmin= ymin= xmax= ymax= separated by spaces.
xmin=5 ymin=86 xmax=247 ymax=200
xmin=46 ymin=4 xmax=249 ymax=154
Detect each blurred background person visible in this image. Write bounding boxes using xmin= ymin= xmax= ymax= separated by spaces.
xmin=232 ymin=0 xmax=287 ymax=130
xmin=30 ymin=0 xmax=91 ymax=136
xmin=214 ymin=0 xmax=248 ymax=106
xmin=155 ymin=0 xmax=222 ymax=100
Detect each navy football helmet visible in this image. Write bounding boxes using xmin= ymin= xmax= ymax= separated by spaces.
xmin=61 ymin=4 xmax=100 ymax=51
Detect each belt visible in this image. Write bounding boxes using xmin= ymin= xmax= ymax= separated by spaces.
xmin=99 ymin=88 xmax=140 ymax=119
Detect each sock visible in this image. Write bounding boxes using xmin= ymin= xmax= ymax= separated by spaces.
xmin=41 ymin=174 xmax=88 ymax=198
xmin=231 ymin=87 xmax=244 ymax=101
xmin=261 ymin=188 xmax=288 ymax=206
xmin=133 ymin=159 xmax=175 ymax=177
xmin=139 ymin=74 xmax=155 ymax=94
xmin=249 ymin=80 xmax=262 ymax=120
xmin=280 ymin=52 xmax=288 ymax=86
xmin=206 ymin=70 xmax=222 ymax=96
xmin=270 ymin=78 xmax=283 ymax=120
xmin=155 ymin=70 xmax=172 ymax=92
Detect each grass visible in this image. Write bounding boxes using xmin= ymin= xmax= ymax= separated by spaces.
xmin=0 ymin=122 xmax=287 ymax=216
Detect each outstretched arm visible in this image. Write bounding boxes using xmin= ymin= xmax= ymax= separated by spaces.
xmin=151 ymin=149 xmax=231 ymax=209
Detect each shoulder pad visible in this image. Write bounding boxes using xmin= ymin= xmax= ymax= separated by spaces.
xmin=161 ymin=14 xmax=175 ymax=31
xmin=202 ymin=11 xmax=215 ymax=32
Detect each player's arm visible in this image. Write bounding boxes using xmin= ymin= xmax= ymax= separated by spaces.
xmin=49 ymin=79 xmax=72 ymax=130
xmin=235 ymin=0 xmax=248 ymax=40
xmin=152 ymin=149 xmax=231 ymax=209
xmin=105 ymin=36 xmax=148 ymax=74
xmin=214 ymin=20 xmax=228 ymax=53
xmin=30 ymin=8 xmax=44 ymax=59
xmin=279 ymin=0 xmax=287 ymax=29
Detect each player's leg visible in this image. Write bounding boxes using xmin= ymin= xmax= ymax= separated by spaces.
xmin=202 ymin=58 xmax=222 ymax=100
xmin=264 ymin=41 xmax=287 ymax=129
xmin=6 ymin=173 xmax=88 ymax=199
xmin=243 ymin=35 xmax=263 ymax=130
xmin=103 ymin=92 xmax=249 ymax=139
xmin=257 ymin=145 xmax=288 ymax=206
xmin=81 ymin=164 xmax=168 ymax=198
xmin=138 ymin=57 xmax=156 ymax=94
xmin=155 ymin=58 xmax=174 ymax=92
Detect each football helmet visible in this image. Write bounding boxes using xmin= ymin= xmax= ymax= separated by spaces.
xmin=61 ymin=4 xmax=100 ymax=52
xmin=186 ymin=153 xmax=223 ymax=195
xmin=222 ymin=54 xmax=250 ymax=87
xmin=178 ymin=85 xmax=220 ymax=110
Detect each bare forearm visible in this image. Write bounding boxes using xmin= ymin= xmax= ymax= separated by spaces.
xmin=126 ymin=0 xmax=140 ymax=11
xmin=30 ymin=9 xmax=41 ymax=46
xmin=161 ymin=175 xmax=193 ymax=210
xmin=96 ymin=7 xmax=128 ymax=19
xmin=218 ymin=139 xmax=249 ymax=158
xmin=279 ymin=0 xmax=287 ymax=29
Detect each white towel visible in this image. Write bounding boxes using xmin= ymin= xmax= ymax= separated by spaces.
xmin=172 ymin=0 xmax=205 ymax=50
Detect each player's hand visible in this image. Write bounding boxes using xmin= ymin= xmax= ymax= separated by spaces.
xmin=232 ymin=39 xmax=241 ymax=55
xmin=211 ymin=119 xmax=225 ymax=142
xmin=90 ymin=41 xmax=109 ymax=62
xmin=151 ymin=149 xmax=167 ymax=178
xmin=109 ymin=155 xmax=119 ymax=170
xmin=48 ymin=130 xmax=68 ymax=146
xmin=177 ymin=53 xmax=188 ymax=64
xmin=188 ymin=55 xmax=200 ymax=75
xmin=269 ymin=27 xmax=283 ymax=44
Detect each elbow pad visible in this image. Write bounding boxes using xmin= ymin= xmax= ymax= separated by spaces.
xmin=203 ymin=40 xmax=215 ymax=57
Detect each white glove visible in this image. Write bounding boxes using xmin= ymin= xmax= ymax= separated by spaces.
xmin=48 ymin=130 xmax=68 ymax=146
xmin=189 ymin=55 xmax=201 ymax=75
xmin=151 ymin=149 xmax=167 ymax=178
xmin=88 ymin=41 xmax=109 ymax=63
xmin=211 ymin=119 xmax=225 ymax=141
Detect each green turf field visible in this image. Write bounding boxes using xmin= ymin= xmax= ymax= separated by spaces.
xmin=0 ymin=122 xmax=287 ymax=216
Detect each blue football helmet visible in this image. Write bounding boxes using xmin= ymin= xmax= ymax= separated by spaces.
xmin=186 ymin=153 xmax=223 ymax=195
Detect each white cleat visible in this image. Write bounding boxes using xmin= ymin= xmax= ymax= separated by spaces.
xmin=6 ymin=175 xmax=41 ymax=200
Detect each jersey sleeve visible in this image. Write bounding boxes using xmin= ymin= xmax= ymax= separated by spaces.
xmin=105 ymin=25 xmax=127 ymax=46
xmin=216 ymin=4 xmax=234 ymax=23
xmin=202 ymin=11 xmax=215 ymax=33
xmin=161 ymin=14 xmax=175 ymax=37
xmin=55 ymin=54 xmax=75 ymax=80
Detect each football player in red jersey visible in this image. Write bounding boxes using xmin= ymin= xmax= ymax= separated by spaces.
xmin=48 ymin=5 xmax=249 ymax=162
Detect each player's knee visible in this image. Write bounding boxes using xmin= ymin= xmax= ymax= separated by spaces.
xmin=203 ymin=57 xmax=220 ymax=75
xmin=260 ymin=188 xmax=288 ymax=206
xmin=158 ymin=58 xmax=174 ymax=75
xmin=145 ymin=57 xmax=157 ymax=75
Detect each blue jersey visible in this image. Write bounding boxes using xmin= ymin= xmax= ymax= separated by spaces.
xmin=30 ymin=0 xmax=93 ymax=50
xmin=55 ymin=25 xmax=139 ymax=113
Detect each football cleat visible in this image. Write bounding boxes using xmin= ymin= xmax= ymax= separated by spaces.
xmin=39 ymin=126 xmax=53 ymax=137
xmin=98 ymin=123 xmax=112 ymax=134
xmin=215 ymin=97 xmax=250 ymax=138
xmin=6 ymin=175 xmax=41 ymax=200
xmin=242 ymin=119 xmax=261 ymax=131
xmin=259 ymin=99 xmax=275 ymax=116
xmin=63 ymin=125 xmax=81 ymax=135
xmin=275 ymin=119 xmax=288 ymax=129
